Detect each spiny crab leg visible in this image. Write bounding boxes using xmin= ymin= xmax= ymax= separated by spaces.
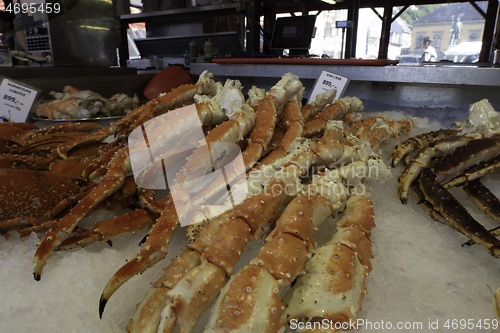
xmin=57 ymin=209 xmax=159 ymax=250
xmin=431 ymin=137 xmax=500 ymax=184
xmin=417 ymin=169 xmax=500 ymax=257
xmin=300 ymin=89 xmax=337 ymax=121
xmin=128 ymin=124 xmax=392 ymax=333
xmin=206 ymin=164 xmax=381 ymax=332
xmin=279 ymin=195 xmax=375 ymax=331
xmin=98 ymin=78 xmax=260 ymax=317
xmin=443 ymin=155 xmax=500 ymax=189
xmin=397 ymin=136 xmax=472 ymax=204
xmin=255 ymin=100 xmax=305 ymax=167
xmin=303 ymin=96 xmax=363 ymax=137
xmin=463 ymin=178 xmax=500 ymax=225
xmin=390 ymin=129 xmax=458 ymax=167
xmin=33 ymin=149 xmax=130 ymax=280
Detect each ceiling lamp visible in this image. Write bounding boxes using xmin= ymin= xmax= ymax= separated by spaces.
xmin=320 ymin=0 xmax=336 ymax=4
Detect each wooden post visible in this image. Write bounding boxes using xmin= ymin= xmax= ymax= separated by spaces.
xmin=479 ymin=0 xmax=499 ymax=62
xmin=345 ymin=0 xmax=360 ymax=58
xmin=378 ymin=2 xmax=392 ymax=59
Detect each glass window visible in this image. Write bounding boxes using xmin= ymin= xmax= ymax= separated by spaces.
xmin=401 ymin=2 xmax=487 ymax=63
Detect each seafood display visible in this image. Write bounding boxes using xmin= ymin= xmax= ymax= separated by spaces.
xmin=0 ymin=72 xmax=499 ymax=333
xmin=35 ymin=85 xmax=140 ymax=119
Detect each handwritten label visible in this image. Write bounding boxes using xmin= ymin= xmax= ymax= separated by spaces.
xmin=308 ymin=70 xmax=350 ymax=104
xmin=0 ymin=77 xmax=39 ymax=123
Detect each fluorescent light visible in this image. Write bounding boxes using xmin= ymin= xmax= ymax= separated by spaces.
xmin=320 ymin=0 xmax=336 ymax=4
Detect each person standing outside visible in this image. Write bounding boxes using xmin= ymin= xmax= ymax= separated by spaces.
xmin=421 ymin=36 xmax=438 ymax=62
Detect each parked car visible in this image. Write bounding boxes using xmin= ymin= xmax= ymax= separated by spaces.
xmin=396 ymin=55 xmax=421 ymax=65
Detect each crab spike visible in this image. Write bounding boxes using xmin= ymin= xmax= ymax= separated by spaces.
xmin=99 ymin=247 xmax=166 ymax=318
xmin=99 ymin=195 xmax=177 ymax=316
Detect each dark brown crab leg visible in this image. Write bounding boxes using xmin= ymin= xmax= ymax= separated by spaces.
xmin=418 ymin=169 xmax=500 ymax=258
xmin=444 ymin=155 xmax=500 ymax=189
xmin=398 ymin=136 xmax=471 ymax=204
xmin=390 ymin=129 xmax=459 ymax=168
xmin=462 ymin=178 xmax=500 ymax=246
xmin=463 ymin=178 xmax=500 ymax=224
xmin=464 ymin=227 xmax=500 ymax=246
xmin=432 ymin=137 xmax=500 ymax=184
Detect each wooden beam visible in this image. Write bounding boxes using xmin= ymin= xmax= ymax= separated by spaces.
xmin=345 ymin=0 xmax=360 ymax=58
xmin=371 ymin=7 xmax=383 ymax=21
xmin=469 ymin=1 xmax=487 ymax=18
xmin=392 ymin=5 xmax=409 ymax=23
xmin=378 ymin=2 xmax=392 ymax=59
xmin=479 ymin=0 xmax=498 ymax=62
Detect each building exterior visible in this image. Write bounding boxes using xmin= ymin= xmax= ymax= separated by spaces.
xmin=389 ymin=17 xmax=412 ymax=59
xmin=411 ymin=2 xmax=486 ymax=59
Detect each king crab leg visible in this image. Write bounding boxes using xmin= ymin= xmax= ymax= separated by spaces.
xmin=417 ymin=169 xmax=500 ymax=257
xmin=279 ymin=196 xmax=375 ymax=331
xmin=127 ymin=117 xmax=397 ymax=332
xmin=33 ymin=150 xmax=131 ymax=280
xmin=98 ymin=74 xmax=304 ymax=318
xmin=397 ymin=136 xmax=472 ymax=204
xmin=303 ymin=96 xmax=363 ymax=137
xmin=463 ymin=178 xmax=500 ymax=225
xmin=206 ymin=166 xmax=379 ymax=332
xmin=390 ymin=129 xmax=459 ymax=167
xmin=57 ymin=208 xmax=160 ymax=250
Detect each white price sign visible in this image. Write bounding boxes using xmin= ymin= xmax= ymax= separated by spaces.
xmin=0 ymin=77 xmax=39 ymax=123
xmin=308 ymin=70 xmax=350 ymax=104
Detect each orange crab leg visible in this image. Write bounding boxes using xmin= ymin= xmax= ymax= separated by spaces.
xmin=33 ymin=148 xmax=130 ymax=280
xmin=303 ymin=96 xmax=363 ymax=137
xmin=57 ymin=209 xmax=159 ymax=250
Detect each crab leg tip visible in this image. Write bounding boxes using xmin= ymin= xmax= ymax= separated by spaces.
xmin=99 ymin=297 xmax=108 ymax=319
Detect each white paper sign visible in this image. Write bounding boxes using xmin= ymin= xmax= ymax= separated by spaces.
xmin=308 ymin=70 xmax=350 ymax=104
xmin=0 ymin=77 xmax=39 ymax=123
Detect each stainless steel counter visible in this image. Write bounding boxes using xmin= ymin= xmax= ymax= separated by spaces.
xmin=190 ymin=63 xmax=500 ymax=87
xmin=190 ymin=63 xmax=500 ymax=112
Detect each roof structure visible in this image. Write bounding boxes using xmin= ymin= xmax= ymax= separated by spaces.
xmin=414 ymin=1 xmax=487 ymax=23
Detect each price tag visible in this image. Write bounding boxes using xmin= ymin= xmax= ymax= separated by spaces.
xmin=0 ymin=76 xmax=40 ymax=123
xmin=308 ymin=70 xmax=350 ymax=104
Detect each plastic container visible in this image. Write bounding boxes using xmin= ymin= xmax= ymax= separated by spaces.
xmin=204 ymin=38 xmax=214 ymax=58
xmin=189 ymin=40 xmax=198 ymax=58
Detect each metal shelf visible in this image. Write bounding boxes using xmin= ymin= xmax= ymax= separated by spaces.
xmin=120 ymin=3 xmax=245 ymax=23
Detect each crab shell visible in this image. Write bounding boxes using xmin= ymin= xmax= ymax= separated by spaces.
xmin=0 ymin=169 xmax=91 ymax=221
